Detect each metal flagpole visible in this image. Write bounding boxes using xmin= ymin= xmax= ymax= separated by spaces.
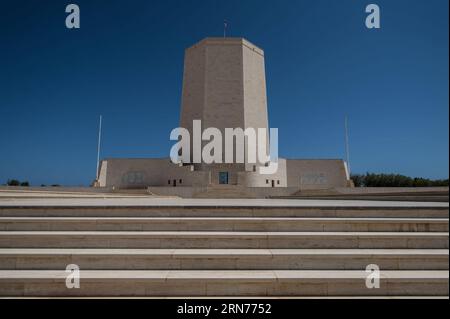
xmin=345 ymin=115 xmax=351 ymax=174
xmin=96 ymin=115 xmax=102 ymax=180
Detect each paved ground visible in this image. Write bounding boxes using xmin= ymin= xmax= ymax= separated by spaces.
xmin=0 ymin=190 xmax=151 ymax=198
xmin=0 ymin=196 xmax=447 ymax=207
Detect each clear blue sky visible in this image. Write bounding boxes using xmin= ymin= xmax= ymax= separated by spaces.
xmin=0 ymin=0 xmax=448 ymax=186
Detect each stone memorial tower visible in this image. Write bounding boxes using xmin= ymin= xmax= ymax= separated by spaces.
xmin=179 ymin=38 xmax=270 ymax=184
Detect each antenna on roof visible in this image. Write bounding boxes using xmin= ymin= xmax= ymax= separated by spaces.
xmin=223 ymin=20 xmax=228 ymax=38
xmin=344 ymin=115 xmax=351 ymax=174
xmin=96 ymin=115 xmax=102 ymax=181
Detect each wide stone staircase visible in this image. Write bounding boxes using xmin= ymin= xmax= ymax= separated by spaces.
xmin=0 ymin=203 xmax=448 ymax=297
xmin=193 ymin=185 xmax=259 ymax=198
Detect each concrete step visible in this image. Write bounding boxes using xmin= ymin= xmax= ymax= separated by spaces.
xmin=0 ymin=217 xmax=447 ymax=232
xmin=273 ymin=195 xmax=449 ymax=203
xmin=0 ymin=248 xmax=447 ymax=270
xmin=193 ymin=186 xmax=260 ymax=199
xmin=0 ymin=231 xmax=447 ymax=249
xmin=0 ymin=270 xmax=447 ymax=297
xmin=0 ymin=206 xmax=448 ymax=218
xmin=193 ymin=191 xmax=259 ymax=199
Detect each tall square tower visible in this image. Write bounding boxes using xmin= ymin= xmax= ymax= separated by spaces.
xmin=179 ymin=38 xmax=269 ymax=177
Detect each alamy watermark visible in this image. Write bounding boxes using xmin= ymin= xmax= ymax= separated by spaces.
xmin=169 ymin=120 xmax=279 ymax=175
xmin=64 ymin=3 xmax=380 ymax=31
xmin=65 ymin=264 xmax=80 ymax=289
xmin=365 ymin=264 xmax=380 ymax=289
xmin=365 ymin=4 xmax=381 ymax=29
xmin=65 ymin=4 xmax=80 ymax=29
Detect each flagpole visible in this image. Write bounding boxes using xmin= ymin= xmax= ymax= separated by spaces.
xmin=96 ymin=115 xmax=102 ymax=180
xmin=345 ymin=115 xmax=351 ymax=174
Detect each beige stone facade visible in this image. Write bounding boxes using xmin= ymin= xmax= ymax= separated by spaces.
xmin=98 ymin=38 xmax=351 ymax=191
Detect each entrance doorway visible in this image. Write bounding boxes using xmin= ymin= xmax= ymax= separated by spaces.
xmin=219 ymin=172 xmax=229 ymax=185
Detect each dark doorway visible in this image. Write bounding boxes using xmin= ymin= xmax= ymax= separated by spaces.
xmin=219 ymin=172 xmax=229 ymax=185
xmin=173 ymin=179 xmax=177 ymax=187
xmin=271 ymin=180 xmax=275 ymax=188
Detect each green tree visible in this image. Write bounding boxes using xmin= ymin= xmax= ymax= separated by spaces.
xmin=6 ymin=179 xmax=20 ymax=186
xmin=350 ymin=173 xmax=448 ymax=187
xmin=350 ymin=174 xmax=365 ymax=187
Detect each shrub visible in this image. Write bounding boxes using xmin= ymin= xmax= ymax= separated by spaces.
xmin=350 ymin=173 xmax=449 ymax=187
xmin=6 ymin=179 xmax=20 ymax=186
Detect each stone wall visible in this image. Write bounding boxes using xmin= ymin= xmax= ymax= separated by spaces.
xmin=98 ymin=158 xmax=351 ymax=190
xmin=286 ymin=159 xmax=350 ymax=189
xmin=98 ymin=159 xmax=209 ymax=189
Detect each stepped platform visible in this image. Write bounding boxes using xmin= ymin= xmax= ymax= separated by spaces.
xmin=0 ymin=197 xmax=447 ymax=297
